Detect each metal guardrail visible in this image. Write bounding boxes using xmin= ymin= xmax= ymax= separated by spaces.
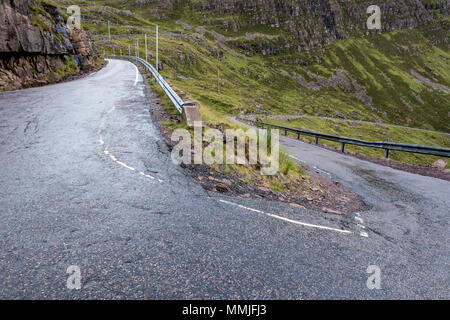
xmin=106 ymin=55 xmax=192 ymax=114
xmin=103 ymin=56 xmax=449 ymax=159
xmin=239 ymin=117 xmax=450 ymax=159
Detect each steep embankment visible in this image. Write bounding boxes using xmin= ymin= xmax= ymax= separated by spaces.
xmin=0 ymin=0 xmax=104 ymax=91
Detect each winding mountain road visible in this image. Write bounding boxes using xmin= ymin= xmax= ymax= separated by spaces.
xmin=0 ymin=59 xmax=448 ymax=299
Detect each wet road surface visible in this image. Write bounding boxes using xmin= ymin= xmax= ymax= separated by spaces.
xmin=0 ymin=59 xmax=448 ymax=299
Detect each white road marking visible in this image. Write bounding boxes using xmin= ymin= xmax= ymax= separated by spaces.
xmin=355 ymin=217 xmax=364 ymax=223
xmin=101 ymin=141 xmax=163 ymax=182
xmin=140 ymin=171 xmax=155 ymax=180
xmin=354 ymin=214 xmax=369 ymax=238
xmin=107 ymin=105 xmax=116 ymax=114
xmin=289 ymin=155 xmax=306 ymax=164
xmin=116 ymin=161 xmax=135 ymax=171
xmin=139 ymin=171 xmax=163 ymax=182
xmin=289 ymin=155 xmax=331 ymax=176
xmin=98 ymin=105 xmax=163 ymax=183
xmin=134 ymin=65 xmax=139 ymax=86
xmin=312 ymin=166 xmax=331 ymax=177
xmin=219 ymin=200 xmax=353 ymax=235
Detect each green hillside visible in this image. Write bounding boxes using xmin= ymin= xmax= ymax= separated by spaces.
xmin=52 ymin=1 xmax=450 ymax=135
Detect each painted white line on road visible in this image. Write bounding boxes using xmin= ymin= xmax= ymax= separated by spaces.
xmin=289 ymin=155 xmax=306 ymax=164
xmin=289 ymin=155 xmax=332 ymax=177
xmin=107 ymin=105 xmax=116 ymax=114
xmin=354 ymin=214 xmax=369 ymax=238
xmin=101 ymin=142 xmax=163 ymax=182
xmin=116 ymin=161 xmax=136 ymax=171
xmin=313 ymin=166 xmax=331 ymax=177
xmin=139 ymin=171 xmax=163 ymax=183
xmin=140 ymin=171 xmax=155 ymax=180
xmin=98 ymin=106 xmax=163 ymax=183
xmin=219 ymin=200 xmax=353 ymax=235
xmin=134 ymin=65 xmax=139 ymax=86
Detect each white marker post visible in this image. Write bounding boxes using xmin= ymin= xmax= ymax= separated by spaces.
xmin=128 ymin=45 xmax=131 ymax=56
xmin=145 ymin=34 xmax=148 ymax=62
xmin=217 ymin=49 xmax=220 ymax=93
xmin=156 ymin=25 xmax=159 ymax=72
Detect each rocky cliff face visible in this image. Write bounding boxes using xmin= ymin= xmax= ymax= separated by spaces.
xmin=132 ymin=0 xmax=446 ymax=54
xmin=0 ymin=0 xmax=103 ymax=91
xmin=192 ymin=0 xmax=437 ymax=53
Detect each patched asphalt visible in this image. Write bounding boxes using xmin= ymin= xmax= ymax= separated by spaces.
xmin=0 ymin=59 xmax=448 ymax=299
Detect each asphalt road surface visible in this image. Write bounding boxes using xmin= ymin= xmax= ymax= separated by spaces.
xmin=0 ymin=59 xmax=448 ymax=299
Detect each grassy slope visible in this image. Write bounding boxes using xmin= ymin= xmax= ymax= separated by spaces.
xmin=99 ymin=26 xmax=450 ymax=126
xmin=53 ymin=1 xmax=450 ymax=166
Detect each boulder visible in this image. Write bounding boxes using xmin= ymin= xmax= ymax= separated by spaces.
xmin=432 ymin=159 xmax=448 ymax=170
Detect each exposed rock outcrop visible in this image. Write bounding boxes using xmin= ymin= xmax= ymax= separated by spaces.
xmin=136 ymin=0 xmax=438 ymax=54
xmin=0 ymin=0 xmax=104 ymax=91
xmin=281 ymin=69 xmax=373 ymax=106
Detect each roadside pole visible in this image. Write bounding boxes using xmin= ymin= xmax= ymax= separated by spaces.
xmin=108 ymin=21 xmax=111 ymax=42
xmin=145 ymin=34 xmax=148 ymax=62
xmin=156 ymin=25 xmax=159 ymax=72
xmin=217 ymin=49 xmax=220 ymax=93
